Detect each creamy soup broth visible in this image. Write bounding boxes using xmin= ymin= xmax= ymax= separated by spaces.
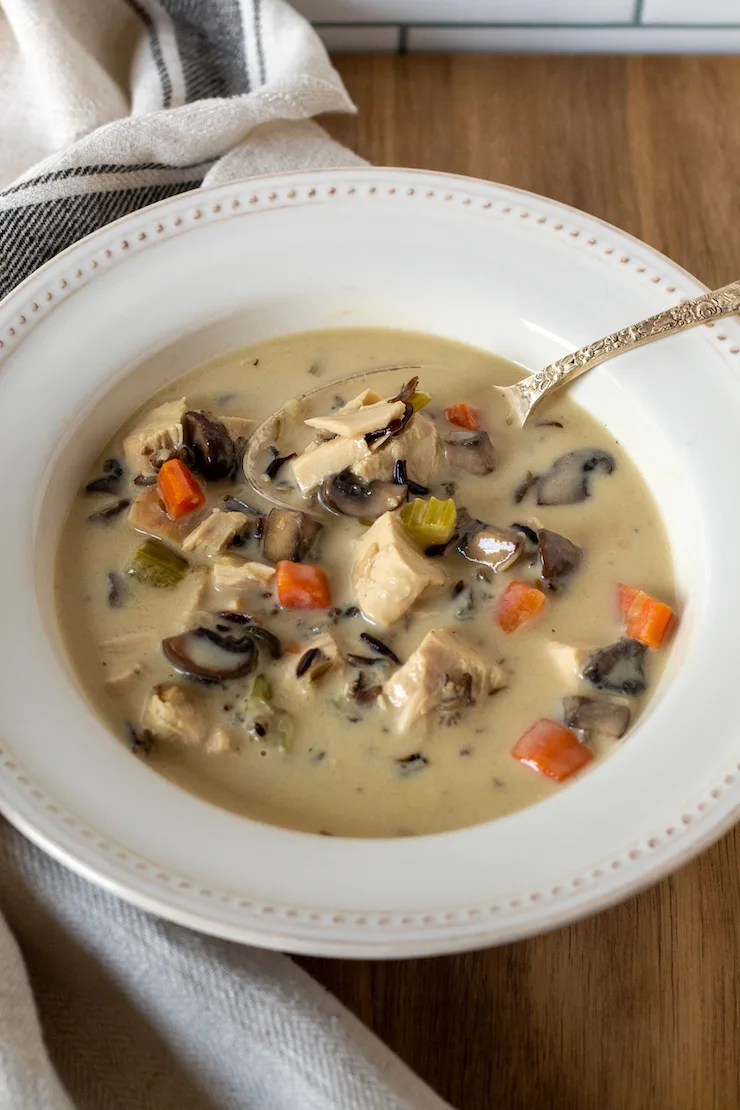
xmin=56 ymin=328 xmax=675 ymax=837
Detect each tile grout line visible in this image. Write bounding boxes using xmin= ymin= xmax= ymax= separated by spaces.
xmin=314 ymin=21 xmax=740 ymax=31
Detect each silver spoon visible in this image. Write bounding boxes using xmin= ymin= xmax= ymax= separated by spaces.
xmin=244 ymin=280 xmax=740 ymax=502
xmin=499 ymin=277 xmax=740 ymax=427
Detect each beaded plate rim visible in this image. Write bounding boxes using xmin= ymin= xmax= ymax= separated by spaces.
xmin=1 ymin=165 xmax=738 ymax=957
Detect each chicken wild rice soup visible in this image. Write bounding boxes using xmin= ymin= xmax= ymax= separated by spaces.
xmin=56 ymin=329 xmax=676 ymax=837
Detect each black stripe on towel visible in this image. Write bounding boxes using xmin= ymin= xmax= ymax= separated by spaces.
xmin=159 ymin=0 xmax=249 ymax=101
xmin=2 ymin=158 xmax=216 ymax=198
xmin=0 ymin=181 xmax=201 ymax=299
xmin=254 ymin=0 xmax=267 ymax=86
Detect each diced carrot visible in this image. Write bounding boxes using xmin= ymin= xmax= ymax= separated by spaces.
xmin=276 ymin=561 xmax=332 ymax=610
xmin=622 ymin=587 xmax=673 ymax=649
xmin=617 ymin=582 xmax=640 ymax=618
xmin=444 ymin=403 xmax=481 ymax=431
xmin=512 ymin=718 xmax=594 ymax=783
xmin=496 ymin=581 xmax=546 ymax=633
xmin=157 ymin=459 xmax=205 ymax=520
xmin=284 ymin=641 xmax=303 ymax=654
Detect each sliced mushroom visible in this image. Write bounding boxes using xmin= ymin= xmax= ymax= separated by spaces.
xmin=182 ymin=411 xmax=236 ymax=480
xmin=582 ymin=639 xmax=646 ymax=696
xmin=511 ymin=522 xmax=539 ymax=547
xmin=444 ymin=431 xmax=496 ymax=475
xmin=162 ymin=629 xmax=256 ymax=683
xmin=212 ymin=614 xmax=283 ymax=659
xmin=562 ymin=695 xmax=631 ymax=739
xmin=318 ymin=468 xmax=407 ymax=519
xmin=536 ymin=449 xmax=615 ymax=506
xmin=262 ymin=508 xmax=322 ymax=563
xmin=460 ymin=524 xmax=525 ymax=573
xmin=85 ymin=458 xmax=123 ymax=495
xmin=538 ymin=528 xmax=583 ymax=589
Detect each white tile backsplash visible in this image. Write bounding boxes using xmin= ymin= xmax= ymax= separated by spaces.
xmin=407 ymin=25 xmax=740 ymax=49
xmin=297 ymin=0 xmax=740 ymax=52
xmin=294 ymin=0 xmax=635 ymax=22
xmin=642 ymin=0 xmax=740 ymax=21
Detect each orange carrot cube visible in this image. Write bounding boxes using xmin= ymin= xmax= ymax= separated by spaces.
xmin=276 ymin=561 xmax=332 ymax=610
xmin=444 ymin=403 xmax=481 ymax=431
xmin=512 ymin=718 xmax=593 ymax=782
xmin=496 ymin=581 xmax=546 ymax=633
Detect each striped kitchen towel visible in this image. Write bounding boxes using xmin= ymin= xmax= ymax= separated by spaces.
xmin=0 ymin=0 xmax=364 ymax=299
xmin=0 ymin=3 xmax=455 ymax=1109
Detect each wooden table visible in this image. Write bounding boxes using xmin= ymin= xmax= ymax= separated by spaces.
xmin=299 ymin=56 xmax=740 ymax=1110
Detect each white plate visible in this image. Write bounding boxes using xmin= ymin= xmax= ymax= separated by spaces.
xmin=1 ymin=167 xmax=739 ymax=958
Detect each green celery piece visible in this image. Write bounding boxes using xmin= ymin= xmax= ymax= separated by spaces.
xmin=128 ymin=539 xmax=188 ymax=588
xmin=250 ymin=674 xmax=273 ymax=703
xmin=408 ymin=390 xmax=431 ymax=414
xmin=400 ymin=497 xmax=456 ymax=548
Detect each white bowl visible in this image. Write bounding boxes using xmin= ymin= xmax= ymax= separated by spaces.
xmin=1 ymin=167 xmax=739 ymax=958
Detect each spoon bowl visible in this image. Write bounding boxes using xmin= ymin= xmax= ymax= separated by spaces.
xmin=243 ymin=363 xmax=426 ymax=506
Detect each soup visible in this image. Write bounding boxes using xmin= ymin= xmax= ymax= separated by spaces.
xmin=56 ymin=328 xmax=676 ymax=838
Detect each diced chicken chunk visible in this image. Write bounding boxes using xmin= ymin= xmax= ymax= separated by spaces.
xmin=546 ymin=640 xmax=596 ymax=686
xmin=305 ymin=399 xmax=405 ymax=439
xmin=331 ymin=388 xmax=383 ymax=416
xmin=383 ymin=628 xmax=507 ymax=732
xmin=291 ymin=436 xmax=372 ymax=494
xmin=123 ymin=398 xmax=186 ymax=476
xmin=353 ymin=414 xmax=443 ymax=485
xmin=212 ymin=558 xmax=276 ymax=591
xmin=172 ymin=566 xmax=210 ymax=632
xmin=220 ymin=415 xmax=253 ymax=441
xmin=206 ymin=726 xmax=238 ymax=754
xmin=141 ymin=684 xmax=209 ymax=746
xmin=102 ymin=632 xmax=156 ymax=691
xmin=128 ymin=486 xmax=208 ymax=549
xmin=351 ymin=511 xmax=445 ymax=626
xmin=182 ymin=510 xmax=250 ymax=556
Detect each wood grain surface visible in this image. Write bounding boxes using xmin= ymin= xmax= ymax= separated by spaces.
xmin=297 ymin=56 xmax=740 ymax=1110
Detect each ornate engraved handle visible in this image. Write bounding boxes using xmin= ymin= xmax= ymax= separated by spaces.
xmin=513 ymin=280 xmax=740 ymax=423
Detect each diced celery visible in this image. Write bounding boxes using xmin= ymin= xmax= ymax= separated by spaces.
xmin=409 ymin=391 xmax=431 ymax=414
xmin=127 ymin=539 xmax=188 ymax=588
xmin=400 ymin=497 xmax=457 ymax=548
xmin=250 ymin=674 xmax=273 ymax=703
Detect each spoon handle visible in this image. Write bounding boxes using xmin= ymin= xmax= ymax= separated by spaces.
xmin=513 ymin=279 xmax=740 ymax=423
